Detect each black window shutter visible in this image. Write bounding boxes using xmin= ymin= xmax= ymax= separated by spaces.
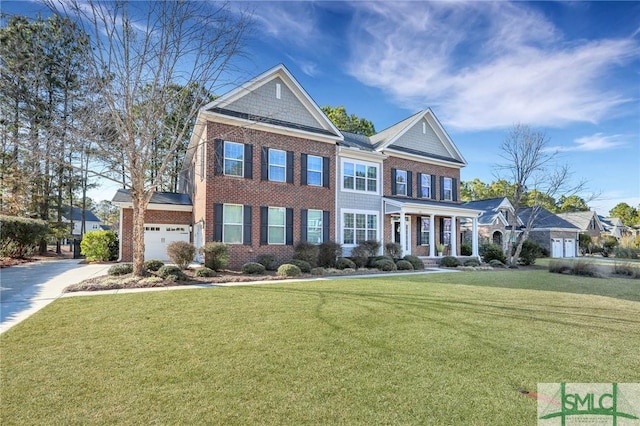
xmin=286 ymin=151 xmax=294 ymax=184
xmin=407 ymin=171 xmax=413 ymax=197
xmin=300 ymin=209 xmax=308 ymax=241
xmin=416 ymin=216 xmax=422 ymax=246
xmin=323 ymin=210 xmax=330 ymax=243
xmin=286 ymin=208 xmax=293 ymax=245
xmin=391 ymin=168 xmax=397 ymax=195
xmin=452 ymin=178 xmax=458 ymax=201
xmin=431 ymin=175 xmax=437 ymax=200
xmin=244 ymin=144 xmax=253 ymax=179
xmin=439 ymin=217 xmax=444 ymax=244
xmin=214 ymin=139 xmax=224 ymax=175
xmin=301 ymin=154 xmax=308 ymax=185
xmin=214 ymin=203 xmax=223 ymax=241
xmin=261 ymin=147 xmax=268 ymax=181
xmin=243 ymin=205 xmax=252 ymax=245
xmin=260 ymin=206 xmax=268 ymax=245
xmin=417 ymin=173 xmax=423 ymax=198
xmin=323 ymin=157 xmax=330 ymax=188
xmin=440 ymin=176 xmax=445 ymax=200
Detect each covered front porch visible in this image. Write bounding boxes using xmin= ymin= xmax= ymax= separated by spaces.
xmin=383 ymin=197 xmax=483 ymax=258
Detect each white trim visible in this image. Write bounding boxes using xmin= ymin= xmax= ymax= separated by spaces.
xmin=340 ymin=208 xmax=380 ymax=247
xmin=337 ymin=146 xmax=387 ymax=162
xmin=223 ymin=140 xmax=245 ymax=177
xmin=112 ymin=202 xmax=192 ymax=212
xmin=267 ymin=206 xmax=286 ymax=245
xmin=381 ymin=147 xmax=465 ymax=168
xmin=340 ymin=157 xmax=381 ymax=195
xmin=222 ymin=203 xmax=244 ymax=245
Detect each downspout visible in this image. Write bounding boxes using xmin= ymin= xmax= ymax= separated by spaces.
xmin=117 ymin=207 xmax=124 ymax=262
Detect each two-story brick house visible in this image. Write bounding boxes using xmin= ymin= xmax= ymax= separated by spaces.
xmin=116 ymin=64 xmax=481 ymax=266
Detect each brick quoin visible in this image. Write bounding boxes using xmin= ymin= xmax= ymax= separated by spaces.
xmin=191 ymin=122 xmax=337 ymax=269
xmin=120 ymin=209 xmax=192 ymax=262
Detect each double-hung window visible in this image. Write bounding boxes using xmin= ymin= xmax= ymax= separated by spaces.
xmin=342 ymin=160 xmax=378 ymax=193
xmin=442 ymin=218 xmax=452 ymax=245
xmin=268 ymin=207 xmax=285 ymax=244
xmin=420 ymin=217 xmax=430 ymax=245
xmin=224 ymin=141 xmax=244 ymax=177
xmin=307 ymin=209 xmax=323 ymax=243
xmin=223 ymin=204 xmax=243 ymax=244
xmin=307 ymin=155 xmax=323 ymax=186
xmin=269 ymin=149 xmax=286 ymax=182
xmin=343 ymin=211 xmax=377 ymax=245
xmin=443 ymin=177 xmax=453 ymax=201
xmin=420 ymin=174 xmax=431 ymax=198
xmin=395 ymin=170 xmax=407 ymax=196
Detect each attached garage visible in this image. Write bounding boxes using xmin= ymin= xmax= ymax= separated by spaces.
xmin=551 ymin=238 xmax=564 ymax=258
xmin=112 ymin=189 xmax=193 ymax=263
xmin=563 ymin=239 xmax=576 ymax=258
xmin=144 ymin=224 xmax=190 ymax=261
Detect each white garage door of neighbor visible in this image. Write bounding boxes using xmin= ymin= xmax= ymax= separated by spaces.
xmin=551 ymin=238 xmax=563 ymax=258
xmin=564 ymin=239 xmax=576 ymax=258
xmin=144 ymin=224 xmax=190 ymax=261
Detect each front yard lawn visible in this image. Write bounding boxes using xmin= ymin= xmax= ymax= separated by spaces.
xmin=2 ymin=270 xmax=638 ymax=424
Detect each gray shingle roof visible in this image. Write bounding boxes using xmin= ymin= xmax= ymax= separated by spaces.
xmin=63 ymin=206 xmax=101 ymax=222
xmin=112 ymin=189 xmax=192 ymax=205
xmin=519 ymin=207 xmax=578 ymax=229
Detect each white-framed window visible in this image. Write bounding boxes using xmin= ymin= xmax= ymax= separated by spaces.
xmin=224 ymin=141 xmax=244 ymax=177
xmin=269 ymin=148 xmax=286 ymax=182
xmin=342 ymin=159 xmax=378 ymax=193
xmin=421 ymin=174 xmax=431 ymax=198
xmin=307 ymin=155 xmax=323 ymax=186
xmin=443 ymin=177 xmax=453 ymax=201
xmin=268 ymin=207 xmax=285 ymax=245
xmin=342 ymin=209 xmax=378 ymax=245
xmin=307 ymin=209 xmax=323 ymax=243
xmin=421 ymin=217 xmax=430 ymax=245
xmin=443 ymin=218 xmax=451 ymax=245
xmin=223 ymin=204 xmax=243 ymax=244
xmin=395 ymin=170 xmax=407 ymax=196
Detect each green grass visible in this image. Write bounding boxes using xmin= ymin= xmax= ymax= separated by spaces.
xmin=2 ymin=270 xmax=639 ymax=424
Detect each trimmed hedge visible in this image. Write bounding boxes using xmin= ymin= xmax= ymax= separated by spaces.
xmin=396 ymin=260 xmax=414 ymax=270
xmin=242 ymin=262 xmax=266 ymax=275
xmin=166 ymin=241 xmax=195 ymax=269
xmin=108 ymin=263 xmax=133 ymax=276
xmin=375 ymin=258 xmax=397 ymax=271
xmin=194 ymin=267 xmax=215 ymax=277
xmin=286 ymin=259 xmax=311 ymax=273
xmin=256 ymin=254 xmax=278 ymax=271
xmin=335 ymin=257 xmax=356 ymax=270
xmin=144 ymin=259 xmax=165 ymax=272
xmin=157 ymin=265 xmax=187 ymax=281
xmin=403 ymin=255 xmax=424 ymax=270
xmin=439 ymin=256 xmax=460 ymax=268
xmin=81 ymin=230 xmax=118 ymax=262
xmin=277 ymin=263 xmax=301 ymax=277
xmin=201 ymin=242 xmax=229 ymax=271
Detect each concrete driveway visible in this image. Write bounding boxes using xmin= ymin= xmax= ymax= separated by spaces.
xmin=0 ymin=259 xmax=111 ymax=334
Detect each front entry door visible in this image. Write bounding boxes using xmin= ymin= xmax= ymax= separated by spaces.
xmin=392 ymin=217 xmax=411 ymax=255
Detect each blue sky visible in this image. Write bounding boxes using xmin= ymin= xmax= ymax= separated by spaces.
xmin=6 ymin=1 xmax=640 ymax=215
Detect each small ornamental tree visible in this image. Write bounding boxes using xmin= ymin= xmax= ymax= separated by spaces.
xmin=166 ymin=241 xmax=195 ymax=269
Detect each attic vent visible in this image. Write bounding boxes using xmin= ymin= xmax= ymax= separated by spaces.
xmin=422 ymin=122 xmax=426 ymax=134
xmin=276 ymin=83 xmax=281 ymax=99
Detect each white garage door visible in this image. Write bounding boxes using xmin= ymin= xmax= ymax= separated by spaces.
xmin=144 ymin=224 xmax=190 ymax=261
xmin=551 ymin=238 xmax=563 ymax=258
xmin=564 ymin=239 xmax=576 ymax=258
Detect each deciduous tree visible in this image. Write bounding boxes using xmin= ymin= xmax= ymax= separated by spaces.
xmin=321 ymin=105 xmax=376 ymax=136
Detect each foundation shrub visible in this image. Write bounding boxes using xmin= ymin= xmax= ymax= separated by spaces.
xmin=335 ymin=257 xmax=356 ymax=270
xmin=241 ymin=262 xmax=266 ymax=275
xmin=194 ymin=267 xmax=215 ymax=277
xmin=375 ymin=258 xmax=397 ymax=271
xmin=385 ymin=242 xmax=402 ymax=259
xmin=439 ymin=256 xmax=460 ymax=268
xmin=293 ymin=242 xmax=319 ymax=267
xmin=349 ymin=245 xmax=369 ymax=269
xmin=460 ymin=242 xmax=472 ymax=256
xmin=157 ymin=265 xmax=187 ymax=280
xmin=166 ymin=241 xmax=195 ymax=269
xmin=201 ymin=242 xmax=230 ymax=271
xmin=81 ymin=230 xmax=117 ymax=262
xmin=256 ymin=254 xmax=278 ymax=271
xmin=277 ymin=263 xmax=301 ymax=277
xmin=403 ymin=255 xmax=424 ymax=270
xmin=287 ymin=259 xmax=311 ymax=273
xmin=396 ymin=260 xmax=414 ymax=270
xmin=108 ymin=263 xmax=133 ymax=276
xmin=318 ymin=241 xmax=342 ymax=268
xmin=144 ymin=259 xmax=164 ymax=272
xmin=480 ymin=243 xmax=506 ymax=264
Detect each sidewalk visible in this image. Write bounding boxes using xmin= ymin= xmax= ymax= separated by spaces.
xmin=0 ymin=260 xmax=112 ymax=334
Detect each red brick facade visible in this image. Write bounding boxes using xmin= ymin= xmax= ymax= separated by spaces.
xmin=192 ymin=122 xmax=337 ymax=268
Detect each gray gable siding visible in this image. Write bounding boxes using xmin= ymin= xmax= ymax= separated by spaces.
xmin=224 ymin=77 xmax=320 ymax=129
xmin=389 ymin=118 xmax=451 ymax=158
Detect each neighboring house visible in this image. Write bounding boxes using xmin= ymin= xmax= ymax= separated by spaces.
xmin=112 ymin=189 xmax=193 ymax=261
xmin=519 ymin=207 xmax=579 ymax=258
xmin=556 ymin=211 xmax=604 ymax=239
xmin=62 ymin=206 xmax=102 ymax=237
xmin=115 ymin=64 xmax=482 ymax=267
xmin=461 ymin=197 xmax=523 ymax=254
xmin=599 ymin=216 xmax=626 ymax=239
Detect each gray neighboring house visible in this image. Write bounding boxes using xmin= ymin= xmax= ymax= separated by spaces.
xmin=461 ymin=197 xmax=523 ymax=254
xmin=62 ymin=207 xmax=102 ymax=237
xmin=599 ymin=216 xmax=627 ymax=239
xmin=556 ymin=211 xmax=604 ymax=239
xmin=519 ymin=207 xmax=579 ymax=258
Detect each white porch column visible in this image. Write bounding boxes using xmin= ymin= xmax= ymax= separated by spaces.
xmin=451 ymin=215 xmax=457 ymax=256
xmin=399 ymin=211 xmax=406 ymax=256
xmin=472 ymin=216 xmax=479 ymax=257
xmin=429 ymin=214 xmax=435 ymax=257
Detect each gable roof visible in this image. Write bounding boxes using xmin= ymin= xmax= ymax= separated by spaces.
xmin=556 ymin=211 xmax=603 ymax=231
xmin=371 ymin=109 xmax=466 ymax=166
xmin=463 ymin=197 xmax=519 ymax=226
xmin=63 ymin=206 xmax=101 ymax=223
xmin=202 ymin=64 xmax=343 ymax=141
xmin=519 ymin=207 xmax=579 ymax=230
xmin=112 ymin=189 xmax=192 ymax=206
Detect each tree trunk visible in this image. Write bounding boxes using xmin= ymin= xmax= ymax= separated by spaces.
xmin=131 ymin=193 xmax=146 ymax=276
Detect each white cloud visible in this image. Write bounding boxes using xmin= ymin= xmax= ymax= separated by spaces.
xmin=548 ymin=133 xmax=628 ymax=152
xmin=344 ymin=2 xmax=639 ymax=131
xmin=246 ymin=1 xmax=320 ymax=47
